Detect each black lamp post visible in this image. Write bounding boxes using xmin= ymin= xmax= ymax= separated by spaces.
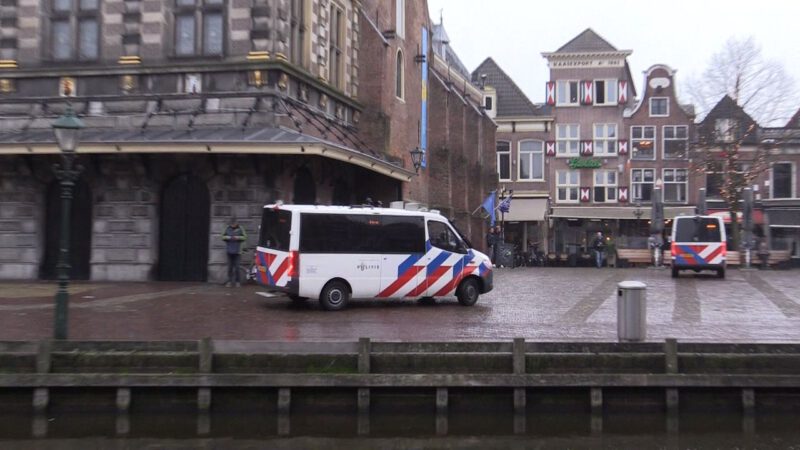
xmin=409 ymin=147 xmax=424 ymax=174
xmin=52 ymin=105 xmax=85 ymax=340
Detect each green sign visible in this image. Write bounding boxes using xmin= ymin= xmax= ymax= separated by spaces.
xmin=567 ymin=158 xmax=602 ymax=169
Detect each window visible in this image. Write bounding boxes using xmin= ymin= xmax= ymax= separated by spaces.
xmin=593 ymin=123 xmax=617 ymax=156
xmin=631 ymin=168 xmax=655 ymax=202
xmin=259 ymin=209 xmax=292 ymax=251
xmin=594 ymin=79 xmax=617 ymax=106
xmin=705 ymin=161 xmax=724 ymax=198
xmin=428 ymin=221 xmax=466 ymax=254
xmin=556 ymin=170 xmax=580 ymax=203
xmin=556 ymin=124 xmax=580 ymax=156
xmin=518 ymin=140 xmax=544 ymax=181
xmin=395 ymin=0 xmax=405 ymax=38
xmin=674 ymin=217 xmax=722 ymax=243
xmin=328 ymin=3 xmax=344 ymax=89
xmin=663 ymin=125 xmax=688 ymax=159
xmin=484 ymin=96 xmax=493 ymax=111
xmin=300 ymin=214 xmax=426 ymax=254
xmin=715 ymin=118 xmax=735 ymax=142
xmin=556 ymin=80 xmax=579 ymax=106
xmin=289 ymin=0 xmax=307 ymax=66
xmin=174 ymin=0 xmax=225 ymax=57
xmin=49 ymin=0 xmax=99 ymax=61
xmin=593 ymin=170 xmax=617 ymax=203
xmin=649 ymin=97 xmax=668 ymax=116
xmin=395 ymin=49 xmax=404 ymax=99
xmin=631 ymin=126 xmax=656 ymax=160
xmin=497 ymin=141 xmax=511 ymax=181
xmin=772 ymin=163 xmax=794 ymax=199
xmin=663 ymin=168 xmax=688 ymax=203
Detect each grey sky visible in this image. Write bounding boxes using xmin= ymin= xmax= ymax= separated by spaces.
xmin=427 ymin=0 xmax=800 ymax=121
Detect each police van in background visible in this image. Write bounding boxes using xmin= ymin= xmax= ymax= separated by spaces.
xmin=670 ymin=215 xmax=727 ymax=279
xmin=254 ymin=204 xmax=494 ymax=310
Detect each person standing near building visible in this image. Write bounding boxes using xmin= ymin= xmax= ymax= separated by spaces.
xmin=222 ymin=217 xmax=247 ymax=287
xmin=486 ymin=226 xmax=498 ymax=264
xmin=592 ymin=231 xmax=606 ymax=268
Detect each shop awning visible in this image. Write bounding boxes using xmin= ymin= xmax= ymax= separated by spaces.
xmin=503 ymin=198 xmax=548 ymax=221
xmin=707 ymin=209 xmax=764 ymax=225
xmin=550 ymin=206 xmax=696 ymax=220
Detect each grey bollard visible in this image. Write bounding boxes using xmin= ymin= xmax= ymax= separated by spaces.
xmin=617 ymin=281 xmax=647 ymax=342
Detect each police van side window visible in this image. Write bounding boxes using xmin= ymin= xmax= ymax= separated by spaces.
xmin=300 ymin=214 xmax=425 ymax=254
xmin=428 ymin=221 xmax=466 ymax=254
xmin=259 ymin=209 xmax=292 ymax=251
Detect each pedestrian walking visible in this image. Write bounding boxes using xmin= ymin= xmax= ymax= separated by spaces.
xmin=222 ymin=217 xmax=247 ymax=287
xmin=592 ymin=231 xmax=606 ymax=268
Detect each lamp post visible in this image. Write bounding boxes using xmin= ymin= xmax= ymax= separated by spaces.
xmin=409 ymin=147 xmax=424 ymax=174
xmin=52 ymin=105 xmax=85 ymax=340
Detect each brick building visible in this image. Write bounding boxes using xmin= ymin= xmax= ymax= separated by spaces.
xmin=0 ymin=0 xmax=495 ymax=281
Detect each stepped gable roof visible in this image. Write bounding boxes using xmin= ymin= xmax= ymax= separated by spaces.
xmin=556 ymin=28 xmax=617 ymax=53
xmin=471 ymin=57 xmax=550 ymax=118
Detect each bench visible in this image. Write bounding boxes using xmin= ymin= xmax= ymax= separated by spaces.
xmin=616 ymin=248 xmax=653 ymax=267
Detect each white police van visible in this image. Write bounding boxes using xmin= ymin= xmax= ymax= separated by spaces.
xmin=253 ymin=204 xmax=494 ymax=310
xmin=670 ymin=215 xmax=727 ymax=278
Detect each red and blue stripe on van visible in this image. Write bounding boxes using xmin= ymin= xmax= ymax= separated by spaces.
xmin=377 ymin=244 xmax=490 ymax=298
xmin=671 ymin=243 xmax=726 ymax=266
xmin=254 ymin=249 xmax=297 ymax=287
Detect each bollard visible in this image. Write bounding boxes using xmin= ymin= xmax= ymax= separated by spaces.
xmin=617 ymin=281 xmax=647 ymax=342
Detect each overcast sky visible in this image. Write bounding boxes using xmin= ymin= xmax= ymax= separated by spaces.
xmin=426 ymin=0 xmax=800 ymax=120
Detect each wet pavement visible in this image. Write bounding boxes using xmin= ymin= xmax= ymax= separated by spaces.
xmin=1 ymin=268 xmax=799 ymax=342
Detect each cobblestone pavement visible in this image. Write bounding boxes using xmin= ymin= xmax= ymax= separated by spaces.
xmin=1 ymin=268 xmax=799 ymax=342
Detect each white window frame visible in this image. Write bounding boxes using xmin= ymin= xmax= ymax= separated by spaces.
xmin=327 ymin=1 xmax=345 ymax=89
xmin=715 ymin=118 xmax=735 ymax=142
xmin=556 ymin=123 xmax=580 ymax=157
xmin=593 ymin=170 xmax=618 ymax=203
xmin=593 ymin=123 xmax=617 ymax=156
xmin=631 ymin=168 xmax=656 ymax=202
xmin=593 ymin=79 xmax=618 ymax=106
xmin=395 ymin=49 xmax=404 ymax=100
xmin=631 ymin=125 xmax=656 ymax=161
xmin=649 ymin=97 xmax=669 ymax=117
xmin=770 ymin=161 xmax=796 ymax=199
xmin=496 ymin=141 xmax=511 ymax=182
xmin=662 ymin=125 xmax=688 ymax=160
xmin=556 ymin=170 xmax=580 ymax=204
xmin=556 ymin=80 xmax=579 ymax=106
xmin=518 ymin=140 xmax=545 ymax=181
xmin=662 ymin=168 xmax=688 ymax=204
xmin=395 ymin=0 xmax=405 ymax=39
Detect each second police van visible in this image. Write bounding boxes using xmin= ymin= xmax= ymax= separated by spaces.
xmin=253 ymin=204 xmax=494 ymax=310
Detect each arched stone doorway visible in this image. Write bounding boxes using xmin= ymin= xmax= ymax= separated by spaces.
xmin=158 ymin=174 xmax=210 ymax=281
xmin=41 ymin=179 xmax=93 ymax=280
xmin=293 ymin=167 xmax=316 ymax=204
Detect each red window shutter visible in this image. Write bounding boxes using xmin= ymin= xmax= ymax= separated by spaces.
xmin=580 ymin=187 xmax=591 ymax=202
xmin=580 ymin=80 xmax=593 ymax=105
xmin=582 ymin=140 xmax=593 ymax=156
xmin=545 ymin=141 xmax=556 ymax=156
xmin=546 ymin=82 xmax=555 ymax=105
xmin=618 ymin=139 xmax=628 ymax=155
xmin=618 ymin=80 xmax=628 ymax=104
xmin=618 ymin=187 xmax=629 ymax=203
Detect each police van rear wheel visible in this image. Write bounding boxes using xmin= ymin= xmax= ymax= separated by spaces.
xmin=671 ymin=267 xmax=679 ymax=278
xmin=320 ymin=280 xmax=349 ymax=311
xmin=457 ymin=279 xmax=480 ymax=307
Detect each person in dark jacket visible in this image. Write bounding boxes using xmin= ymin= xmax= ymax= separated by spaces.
xmin=486 ymin=226 xmax=498 ymax=264
xmin=592 ymin=231 xmax=606 ymax=268
xmin=222 ymin=217 xmax=247 ymax=287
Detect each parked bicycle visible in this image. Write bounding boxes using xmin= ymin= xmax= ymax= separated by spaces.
xmin=238 ymin=248 xmax=259 ymax=285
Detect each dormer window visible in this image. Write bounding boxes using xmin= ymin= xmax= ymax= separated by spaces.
xmin=715 ymin=118 xmax=735 ymax=142
xmin=649 ymin=97 xmax=668 ymax=117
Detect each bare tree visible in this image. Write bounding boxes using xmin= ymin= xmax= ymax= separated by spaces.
xmin=687 ymin=37 xmax=798 ymax=126
xmin=687 ymin=37 xmax=795 ymax=251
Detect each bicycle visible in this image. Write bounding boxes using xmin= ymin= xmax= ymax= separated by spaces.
xmin=235 ymin=248 xmax=259 ymax=285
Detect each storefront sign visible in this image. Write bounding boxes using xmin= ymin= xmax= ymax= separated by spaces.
xmin=567 ymin=158 xmax=602 ymax=169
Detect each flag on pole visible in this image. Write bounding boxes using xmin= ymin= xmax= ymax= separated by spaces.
xmin=498 ymin=192 xmax=512 ymax=213
xmin=480 ymin=191 xmax=496 ymax=226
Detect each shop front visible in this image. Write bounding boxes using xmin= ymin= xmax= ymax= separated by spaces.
xmin=766 ymin=208 xmax=800 ymax=267
xmin=498 ymin=197 xmax=549 ymax=255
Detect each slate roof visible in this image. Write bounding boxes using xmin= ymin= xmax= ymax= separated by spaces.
xmin=471 ymin=57 xmax=551 ymax=118
xmin=556 ymin=28 xmax=617 ymax=53
xmin=698 ymin=95 xmax=760 ymax=145
xmin=432 ymin=23 xmax=471 ymax=80
xmin=787 ymin=108 xmax=800 ymax=128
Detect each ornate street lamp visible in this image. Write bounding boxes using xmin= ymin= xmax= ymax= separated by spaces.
xmin=409 ymin=147 xmax=424 ymax=174
xmin=632 ymin=199 xmax=644 ymax=221
xmin=52 ymin=105 xmax=85 ymax=340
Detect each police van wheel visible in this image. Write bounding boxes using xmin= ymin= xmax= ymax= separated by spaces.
xmin=320 ymin=281 xmax=350 ymax=311
xmin=457 ymin=279 xmax=480 ymax=307
xmin=717 ymin=268 xmax=726 ymax=279
xmin=671 ymin=267 xmax=679 ymax=278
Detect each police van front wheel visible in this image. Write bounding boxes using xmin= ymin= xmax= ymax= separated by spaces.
xmin=320 ymin=280 xmax=350 ymax=311
xmin=457 ymin=279 xmax=480 ymax=307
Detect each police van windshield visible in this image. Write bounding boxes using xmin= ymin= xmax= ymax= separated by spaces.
xmin=675 ymin=217 xmax=722 ymax=243
xmin=259 ymin=209 xmax=291 ymax=251
xmin=447 ymin=219 xmax=473 ymax=249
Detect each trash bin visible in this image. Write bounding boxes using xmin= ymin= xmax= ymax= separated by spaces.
xmin=617 ymin=281 xmax=647 ymax=342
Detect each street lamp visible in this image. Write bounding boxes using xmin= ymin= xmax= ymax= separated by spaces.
xmin=632 ymin=199 xmax=644 ymax=221
xmin=409 ymin=147 xmax=424 ymax=174
xmin=52 ymin=105 xmax=85 ymax=340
